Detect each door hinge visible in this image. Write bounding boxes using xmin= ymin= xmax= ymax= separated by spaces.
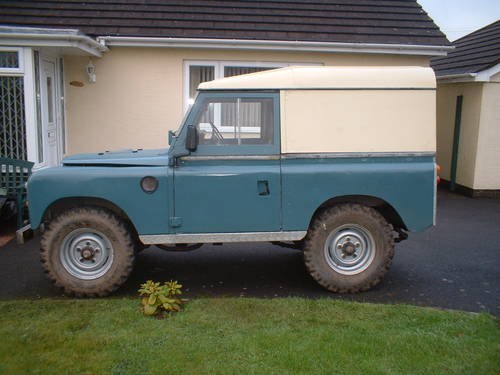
xmin=169 ymin=217 xmax=182 ymax=228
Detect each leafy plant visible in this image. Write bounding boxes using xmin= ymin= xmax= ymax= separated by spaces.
xmin=138 ymin=280 xmax=187 ymax=316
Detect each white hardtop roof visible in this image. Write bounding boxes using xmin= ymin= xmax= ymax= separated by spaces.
xmin=198 ymin=66 xmax=436 ymax=90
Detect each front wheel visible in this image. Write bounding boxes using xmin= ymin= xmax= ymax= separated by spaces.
xmin=40 ymin=207 xmax=135 ymax=297
xmin=303 ymin=204 xmax=394 ymax=293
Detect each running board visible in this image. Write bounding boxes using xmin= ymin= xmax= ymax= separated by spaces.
xmin=139 ymin=231 xmax=307 ymax=245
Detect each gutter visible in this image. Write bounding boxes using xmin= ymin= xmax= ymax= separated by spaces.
xmin=436 ymin=73 xmax=477 ymax=83
xmin=436 ymin=63 xmax=500 ymax=83
xmin=0 ymin=26 xmax=108 ymax=57
xmin=98 ymin=36 xmax=453 ymax=57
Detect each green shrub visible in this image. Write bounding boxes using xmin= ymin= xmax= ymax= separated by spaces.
xmin=138 ymin=280 xmax=187 ymax=316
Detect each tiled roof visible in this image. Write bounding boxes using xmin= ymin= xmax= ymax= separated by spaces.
xmin=0 ymin=0 xmax=449 ymax=46
xmin=432 ymin=20 xmax=500 ymax=76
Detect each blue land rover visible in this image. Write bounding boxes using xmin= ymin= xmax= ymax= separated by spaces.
xmin=25 ymin=66 xmax=437 ymax=296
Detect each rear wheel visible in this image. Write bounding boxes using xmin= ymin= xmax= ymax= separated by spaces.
xmin=40 ymin=207 xmax=135 ymax=297
xmin=304 ymin=204 xmax=394 ymax=293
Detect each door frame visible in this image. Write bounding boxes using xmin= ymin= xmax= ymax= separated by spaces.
xmin=36 ymin=53 xmax=65 ymax=169
xmin=0 ymin=47 xmax=65 ymax=168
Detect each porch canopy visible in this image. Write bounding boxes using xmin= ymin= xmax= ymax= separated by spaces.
xmin=0 ymin=26 xmax=107 ymax=57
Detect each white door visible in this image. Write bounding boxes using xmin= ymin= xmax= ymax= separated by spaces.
xmin=40 ymin=58 xmax=60 ymax=167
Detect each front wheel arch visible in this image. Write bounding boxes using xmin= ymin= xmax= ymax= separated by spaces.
xmin=42 ymin=197 xmax=140 ymax=242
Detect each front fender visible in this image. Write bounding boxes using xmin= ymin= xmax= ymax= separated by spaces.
xmin=27 ymin=166 xmax=171 ymax=235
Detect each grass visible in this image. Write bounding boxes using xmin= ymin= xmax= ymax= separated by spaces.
xmin=0 ymin=298 xmax=498 ymax=375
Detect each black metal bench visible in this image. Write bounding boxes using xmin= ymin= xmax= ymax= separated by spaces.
xmin=0 ymin=158 xmax=34 ymax=229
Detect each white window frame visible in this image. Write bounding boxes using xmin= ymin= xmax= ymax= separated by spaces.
xmin=23 ymin=48 xmax=38 ymax=166
xmin=183 ymin=60 xmax=322 ymax=113
xmin=0 ymin=47 xmax=37 ymax=164
xmin=184 ymin=60 xmax=322 ymax=134
xmin=0 ymin=47 xmax=24 ymax=75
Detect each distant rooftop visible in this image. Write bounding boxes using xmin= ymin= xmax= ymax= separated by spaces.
xmin=431 ymin=20 xmax=499 ymax=77
xmin=0 ymin=0 xmax=449 ymax=47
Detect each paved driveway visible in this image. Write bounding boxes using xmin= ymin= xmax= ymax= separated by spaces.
xmin=1 ymin=189 xmax=499 ymax=315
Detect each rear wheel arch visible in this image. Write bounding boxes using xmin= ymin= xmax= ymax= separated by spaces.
xmin=309 ymin=195 xmax=407 ymax=232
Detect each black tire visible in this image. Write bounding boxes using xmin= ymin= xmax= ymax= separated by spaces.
xmin=303 ymin=204 xmax=394 ymax=293
xmin=40 ymin=207 xmax=135 ymax=297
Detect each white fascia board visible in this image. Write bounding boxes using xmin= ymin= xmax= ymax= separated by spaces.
xmin=0 ymin=26 xmax=108 ymax=57
xmin=437 ymin=63 xmax=500 ymax=83
xmin=436 ymin=73 xmax=477 ymax=83
xmin=98 ymin=36 xmax=453 ymax=57
xmin=475 ymin=63 xmax=500 ymax=82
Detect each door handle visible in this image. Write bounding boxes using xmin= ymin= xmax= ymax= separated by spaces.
xmin=257 ymin=180 xmax=270 ymax=196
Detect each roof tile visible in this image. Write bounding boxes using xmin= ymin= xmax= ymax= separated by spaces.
xmin=0 ymin=0 xmax=449 ymax=46
xmin=431 ymin=20 xmax=499 ymax=76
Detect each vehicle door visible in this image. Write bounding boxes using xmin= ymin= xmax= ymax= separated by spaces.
xmin=173 ymin=92 xmax=281 ymax=234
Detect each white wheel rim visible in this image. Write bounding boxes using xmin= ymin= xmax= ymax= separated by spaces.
xmin=60 ymin=228 xmax=114 ymax=280
xmin=324 ymin=224 xmax=376 ymax=275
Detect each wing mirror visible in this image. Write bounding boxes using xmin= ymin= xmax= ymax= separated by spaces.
xmin=168 ymin=130 xmax=176 ymax=145
xmin=185 ymin=125 xmax=198 ymax=152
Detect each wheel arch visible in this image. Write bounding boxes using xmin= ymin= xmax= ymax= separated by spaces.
xmin=309 ymin=195 xmax=407 ymax=232
xmin=41 ymin=197 xmax=139 ymax=240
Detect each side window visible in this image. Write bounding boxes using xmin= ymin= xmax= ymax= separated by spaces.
xmin=195 ymin=97 xmax=274 ymax=146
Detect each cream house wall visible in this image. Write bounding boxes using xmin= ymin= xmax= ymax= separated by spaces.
xmin=435 ymin=82 xmax=483 ymax=188
xmin=63 ymin=47 xmax=428 ymax=154
xmin=474 ymin=82 xmax=500 ymax=189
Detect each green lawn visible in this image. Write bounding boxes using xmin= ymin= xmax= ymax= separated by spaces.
xmin=0 ymin=298 xmax=498 ymax=375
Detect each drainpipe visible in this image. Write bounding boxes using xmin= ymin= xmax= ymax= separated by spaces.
xmin=450 ymin=95 xmax=463 ymax=191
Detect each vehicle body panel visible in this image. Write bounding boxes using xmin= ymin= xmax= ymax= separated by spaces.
xmin=63 ymin=148 xmax=170 ymax=166
xmin=279 ymin=89 xmax=436 ymax=154
xmin=281 ymin=154 xmax=435 ymax=232
xmin=174 ymin=158 xmax=281 ymax=233
xmin=28 ymin=165 xmax=171 ymax=234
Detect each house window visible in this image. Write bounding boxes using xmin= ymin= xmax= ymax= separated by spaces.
xmin=46 ymin=76 xmax=54 ymax=123
xmin=188 ymin=66 xmax=214 ymax=105
xmin=0 ymin=48 xmax=24 ymax=74
xmin=0 ymin=76 xmax=27 ymax=160
xmin=0 ymin=51 xmax=19 ymax=69
xmin=0 ymin=48 xmax=26 ymax=160
xmin=224 ymin=66 xmax=273 ymax=77
xmin=184 ymin=60 xmax=321 ymax=111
